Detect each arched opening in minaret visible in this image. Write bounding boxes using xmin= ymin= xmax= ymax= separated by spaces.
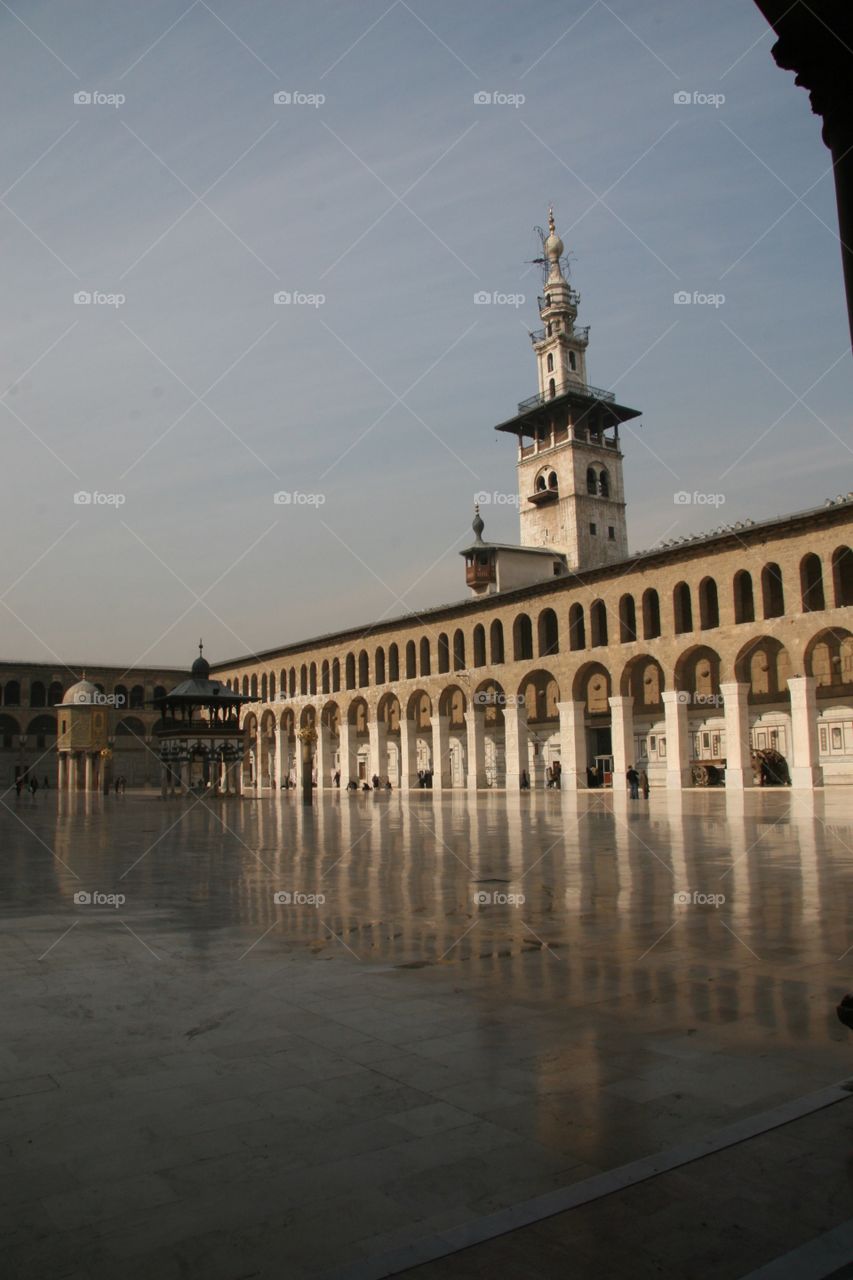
xmin=548 ymin=378 xmax=555 ymax=398
xmin=546 ymin=353 xmax=554 ymax=372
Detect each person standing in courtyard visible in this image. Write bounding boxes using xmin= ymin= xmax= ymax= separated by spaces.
xmin=626 ymin=765 xmax=639 ymax=799
xmin=640 ymin=767 xmax=649 ymax=799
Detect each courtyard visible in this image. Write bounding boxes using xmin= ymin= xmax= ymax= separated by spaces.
xmin=2 ymin=787 xmax=853 ymax=1277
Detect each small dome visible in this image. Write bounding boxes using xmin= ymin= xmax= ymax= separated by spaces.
xmin=62 ymin=679 xmax=99 ymax=706
xmin=191 ymin=639 xmax=209 ymax=680
xmin=544 ymin=206 xmax=564 ymax=263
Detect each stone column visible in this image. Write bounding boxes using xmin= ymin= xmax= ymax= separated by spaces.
xmin=662 ymin=691 xmax=691 ymax=790
xmin=368 ymin=715 xmax=388 ymax=785
xmin=609 ymin=696 xmax=634 ymax=793
xmin=276 ymin=722 xmax=285 ymax=789
xmin=720 ymin=682 xmax=752 ymax=790
xmin=788 ymin=676 xmax=823 ymax=788
xmin=431 ymin=715 xmax=451 ymax=791
xmin=465 ymin=706 xmax=487 ymax=791
xmin=399 ymin=716 xmax=418 ymax=790
xmin=84 ymin=753 xmax=94 ymax=793
xmin=503 ymin=701 xmax=529 ymax=793
xmin=68 ymin=753 xmax=78 ymax=793
xmin=557 ymin=700 xmax=586 ymax=790
xmin=294 ymin=733 xmax=304 ymax=792
xmin=57 ymin=753 xmax=67 ymax=791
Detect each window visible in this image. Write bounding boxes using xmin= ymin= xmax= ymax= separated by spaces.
xmin=642 ymin=589 xmax=661 ymax=639
xmin=453 ymin=629 xmax=466 ymax=670
xmin=569 ymin=351 xmax=576 ymax=370
xmin=801 ymin=554 xmax=825 ymax=612
xmin=569 ymin=603 xmax=585 ymax=650
xmin=586 ymin=467 xmax=597 ymax=495
xmin=608 ymin=527 xmax=615 ymax=541
xmin=538 ymin=609 xmax=559 ymax=657
xmin=673 ymin=582 xmax=693 ymax=634
xmin=618 ymin=595 xmax=637 ymax=643
xmin=513 ymin=614 xmax=534 ymax=661
xmin=473 ymin=625 xmax=486 ymax=668
xmin=548 ymin=471 xmax=558 ymax=489
xmin=546 ymin=353 xmax=554 ymax=372
xmin=733 ymin=570 xmax=755 ymax=624
xmin=589 ymin=522 xmax=597 ymax=536
xmin=590 ymin=600 xmax=608 ymax=647
xmin=599 ymin=470 xmax=609 ymax=498
xmin=548 ymin=378 xmax=555 ymax=398
xmin=699 ymin=578 xmax=719 ymax=630
xmin=761 ymin=563 xmax=785 ymax=618
xmin=490 ymin=620 xmax=505 ymax=664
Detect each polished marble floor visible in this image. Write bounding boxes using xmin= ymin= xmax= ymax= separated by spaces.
xmin=2 ymin=788 xmax=853 ymax=1278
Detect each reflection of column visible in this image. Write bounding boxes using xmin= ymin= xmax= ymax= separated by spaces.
xmin=255 ymin=727 xmax=264 ymax=790
xmin=609 ymin=696 xmax=634 ymax=793
xmin=788 ymin=676 xmax=823 ymax=788
xmin=503 ymin=701 xmax=528 ymax=793
xmin=294 ymin=735 xmax=304 ymax=791
xmin=720 ymin=682 xmax=752 ymax=790
xmin=338 ymin=719 xmax=356 ymax=785
xmin=68 ymin=754 xmax=78 ymax=792
xmin=84 ymin=753 xmax=94 ymax=793
xmin=57 ymin=753 xmax=67 ymax=790
xmin=466 ymin=707 xmax=487 ymax=790
xmin=662 ymin=691 xmax=691 ymax=790
xmin=431 ymin=715 xmax=450 ymax=790
xmin=316 ymin=723 xmax=330 ymax=789
xmin=276 ymin=721 xmax=284 ymax=789
xmin=399 ymin=717 xmax=417 ymax=790
xmin=557 ymin=700 xmax=586 ymax=790
xmin=368 ymin=715 xmax=388 ymax=783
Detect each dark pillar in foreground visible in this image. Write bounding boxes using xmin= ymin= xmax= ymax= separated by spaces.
xmin=753 ymin=1 xmax=853 ymax=350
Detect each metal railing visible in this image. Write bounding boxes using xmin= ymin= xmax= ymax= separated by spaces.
xmin=517 ymin=380 xmax=616 ymax=412
xmin=528 ymin=325 xmax=589 ymax=345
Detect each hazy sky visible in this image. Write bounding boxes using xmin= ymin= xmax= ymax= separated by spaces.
xmin=1 ymin=0 xmax=850 ymax=670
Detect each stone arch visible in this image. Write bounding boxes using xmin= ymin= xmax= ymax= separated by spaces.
xmin=473 ymin=678 xmax=506 ymax=728
xmin=698 ymin=577 xmax=719 ymax=630
xmin=375 ymin=646 xmax=386 ymax=685
xmin=299 ymin=704 xmax=317 ymax=730
xmin=490 ymin=619 xmax=505 ymax=664
xmin=345 ymin=653 xmax=356 ymax=690
xmin=472 ymin=624 xmax=487 ymax=668
xmin=332 ymin=658 xmax=341 ymax=693
xmin=572 ymin=661 xmax=611 ymax=713
xmin=804 ymin=626 xmax=853 ymax=693
xmin=309 ymin=663 xmax=317 ymax=695
xmin=620 ymin=654 xmax=665 ymax=709
xmin=0 ymin=712 xmax=21 ymax=746
xmin=733 ymin=570 xmax=755 ymax=624
xmin=618 ymin=594 xmax=637 ymax=643
xmin=388 ymin=643 xmax=400 ymax=682
xmin=321 ymin=660 xmax=330 ymax=695
xmin=832 ymin=546 xmax=853 ymax=607
xmin=300 ymin=665 xmax=308 ymax=696
xmin=438 ymin=683 xmax=467 ymax=727
xmin=347 ymin=696 xmax=369 ymax=733
xmin=453 ymin=628 xmax=466 ymax=671
xmin=437 ymin=632 xmax=450 ymax=674
xmin=405 ymin=640 xmax=416 ymax=679
xmin=517 ymin=668 xmax=560 ymax=723
xmin=537 ymin=607 xmax=559 ymax=657
xmin=569 ymin=602 xmax=585 ymax=650
xmin=735 ymin=636 xmax=792 ymax=701
xmin=675 ymin=644 xmax=721 ymax=699
xmin=48 ymin=681 xmax=63 ymax=705
xmin=801 ymin=553 xmax=825 ymax=612
xmin=241 ymin=676 xmax=249 ymax=696
xmin=761 ymin=563 xmax=785 ymax=619
xmin=673 ymin=582 xmax=693 ymax=634
xmin=590 ymin=599 xmax=608 ymax=647
xmin=642 ymin=588 xmax=661 ymax=639
xmin=406 ymin=688 xmax=433 ymax=727
xmin=419 ymin=637 xmax=431 ymax=677
xmin=377 ymin=690 xmax=401 ymax=732
xmin=513 ymin=613 xmax=534 ymax=661
xmin=357 ymin=650 xmax=369 ymax=689
xmin=261 ymin=674 xmax=268 ymax=702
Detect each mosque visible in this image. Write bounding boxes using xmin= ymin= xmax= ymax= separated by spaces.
xmin=2 ymin=213 xmax=852 ymax=793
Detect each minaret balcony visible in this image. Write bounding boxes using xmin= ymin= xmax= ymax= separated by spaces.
xmin=517 ymin=380 xmax=615 ymax=413
xmin=527 ymin=487 xmax=559 ymax=506
xmin=530 ymin=325 xmax=589 ymax=346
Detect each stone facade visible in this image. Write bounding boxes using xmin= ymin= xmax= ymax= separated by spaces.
xmin=212 ymin=500 xmax=853 ymax=793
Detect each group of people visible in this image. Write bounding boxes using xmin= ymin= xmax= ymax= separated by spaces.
xmin=14 ymin=774 xmax=47 ymax=798
xmin=335 ymin=772 xmax=393 ymax=792
xmin=625 ymin=765 xmax=650 ymax=799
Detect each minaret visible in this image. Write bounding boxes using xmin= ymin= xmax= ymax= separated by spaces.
xmin=532 ymin=207 xmax=589 ymax=398
xmin=493 ymin=209 xmax=643 ymax=572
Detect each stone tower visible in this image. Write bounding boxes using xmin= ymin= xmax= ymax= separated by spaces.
xmin=494 ymin=210 xmax=642 ymax=571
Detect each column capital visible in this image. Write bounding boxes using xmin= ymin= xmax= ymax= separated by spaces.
xmin=719 ymin=681 xmax=750 ymax=699
xmin=608 ymin=695 xmax=633 ymax=709
xmin=662 ymin=689 xmax=688 ymax=707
